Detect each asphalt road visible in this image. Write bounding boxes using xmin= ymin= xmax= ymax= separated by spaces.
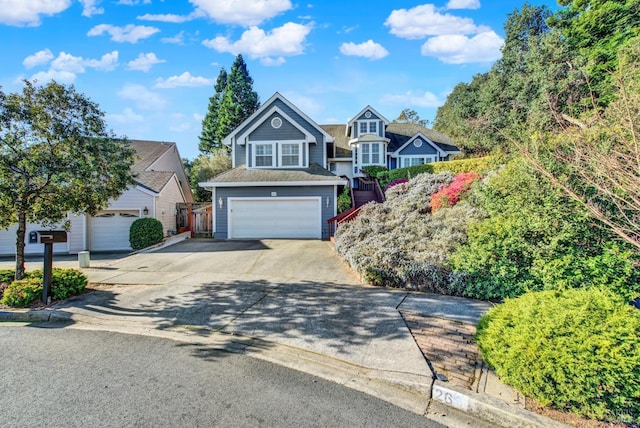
xmin=0 ymin=325 xmax=443 ymax=428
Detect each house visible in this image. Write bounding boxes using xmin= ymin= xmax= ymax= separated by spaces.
xmin=199 ymin=93 xmax=460 ymax=240
xmin=0 ymin=140 xmax=194 ymax=255
xmin=324 ymin=106 xmax=461 ymax=186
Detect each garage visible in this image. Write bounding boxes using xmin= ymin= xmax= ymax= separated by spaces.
xmin=228 ymin=197 xmax=321 ymax=239
xmin=89 ymin=210 xmax=140 ymax=251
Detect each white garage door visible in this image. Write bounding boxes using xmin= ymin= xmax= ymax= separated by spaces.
xmin=229 ymin=197 xmax=321 ymax=239
xmin=89 ymin=210 xmax=139 ymax=251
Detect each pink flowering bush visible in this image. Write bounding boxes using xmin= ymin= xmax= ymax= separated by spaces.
xmin=384 ymin=178 xmax=408 ymax=191
xmin=430 ymin=172 xmax=481 ymax=212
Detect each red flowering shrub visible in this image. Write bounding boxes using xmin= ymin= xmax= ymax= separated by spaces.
xmin=430 ymin=172 xmax=481 ymax=212
xmin=385 ymin=178 xmax=408 ymax=191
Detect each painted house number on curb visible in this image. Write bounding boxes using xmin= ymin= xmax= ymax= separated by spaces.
xmin=433 ymin=384 xmax=470 ymax=411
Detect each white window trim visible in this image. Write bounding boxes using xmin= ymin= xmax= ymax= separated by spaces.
xmin=358 ymin=120 xmax=378 ymax=136
xmin=249 ymin=140 xmax=308 ymax=169
xmin=251 ymin=142 xmax=275 ymax=168
xmin=279 ymin=141 xmax=305 ymax=168
xmin=359 ymin=143 xmax=386 ymax=167
xmin=400 ymin=155 xmax=437 ymax=168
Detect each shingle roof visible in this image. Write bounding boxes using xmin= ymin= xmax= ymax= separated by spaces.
xmin=320 ymin=124 xmax=351 ymax=158
xmin=204 ymin=163 xmax=344 ymax=184
xmin=128 ymin=140 xmax=178 ymax=194
xmin=385 ymin=123 xmax=460 ymax=153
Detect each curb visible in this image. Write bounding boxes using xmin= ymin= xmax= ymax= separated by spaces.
xmin=432 ymin=381 xmax=569 ymax=428
xmin=0 ymin=309 xmax=72 ymax=323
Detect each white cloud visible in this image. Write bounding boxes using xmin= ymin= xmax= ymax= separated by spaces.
xmin=23 ymin=49 xmax=54 ymax=69
xmin=169 ymin=114 xmax=192 ymax=132
xmin=0 ymin=0 xmax=71 ymax=26
xmin=154 ymin=72 xmax=214 ymax=88
xmin=137 ymin=11 xmax=201 ymax=23
xmin=50 ymin=52 xmax=87 ymax=73
xmin=202 ymin=22 xmax=311 ymax=65
xmin=117 ymin=83 xmax=167 ymax=110
xmin=421 ymin=30 xmax=504 ymax=64
xmin=385 ymin=4 xmax=477 ymax=39
xmin=339 ymin=40 xmax=389 ymax=60
xmin=78 ymin=0 xmax=104 ymax=17
xmin=86 ymin=51 xmax=119 ymax=70
xmin=107 ymin=107 xmax=144 ymax=124
xmin=30 ymin=69 xmax=76 ymax=84
xmin=446 ymin=0 xmax=481 ymax=9
xmin=117 ymin=0 xmax=151 ymax=4
xmin=189 ymin=0 xmax=292 ymax=26
xmin=161 ymin=31 xmax=185 ymax=45
xmin=380 ymin=90 xmax=443 ymax=108
xmin=87 ymin=24 xmax=160 ymax=43
xmin=127 ymin=52 xmax=165 ymax=72
xmin=260 ymin=57 xmax=286 ymax=66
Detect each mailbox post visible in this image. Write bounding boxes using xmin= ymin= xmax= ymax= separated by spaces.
xmin=28 ymin=231 xmax=67 ymax=304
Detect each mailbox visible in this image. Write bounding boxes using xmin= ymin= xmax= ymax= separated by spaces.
xmin=28 ymin=230 xmax=67 ymax=244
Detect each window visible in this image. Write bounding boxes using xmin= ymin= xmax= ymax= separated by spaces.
xmin=359 ymin=122 xmax=367 ymax=135
xmin=371 ymin=144 xmax=380 ymax=163
xmin=329 ymin=162 xmax=336 ymax=172
xmin=271 ymin=117 xmax=282 ymax=129
xmin=361 ymin=144 xmax=370 ymax=164
xmin=369 ymin=121 xmax=377 ymax=134
xmin=401 ymin=156 xmax=435 ymax=167
xmin=255 ymin=144 xmax=273 ymax=167
xmin=281 ymin=143 xmax=300 ymax=167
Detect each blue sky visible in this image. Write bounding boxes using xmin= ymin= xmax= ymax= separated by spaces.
xmin=0 ymin=0 xmax=556 ymax=160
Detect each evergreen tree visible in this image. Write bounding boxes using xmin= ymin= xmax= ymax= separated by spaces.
xmin=217 ymin=54 xmax=260 ymax=149
xmin=198 ymin=68 xmax=227 ymax=154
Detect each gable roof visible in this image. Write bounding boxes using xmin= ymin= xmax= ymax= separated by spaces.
xmin=223 ymin=92 xmax=334 ymax=147
xmin=129 ymin=140 xmax=189 ymax=198
xmin=347 ymin=105 xmax=390 ymax=127
xmin=385 ymin=122 xmax=460 ymax=154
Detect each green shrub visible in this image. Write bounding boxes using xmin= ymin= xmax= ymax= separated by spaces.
xmin=337 ymin=186 xmax=352 ymax=213
xmin=430 ymin=156 xmax=497 ymax=175
xmin=477 ymin=287 xmax=640 ymax=423
xmin=1 ymin=278 xmax=42 ymax=307
xmin=377 ymin=164 xmax=434 ymax=189
xmin=129 ymin=217 xmax=164 ymax=251
xmin=361 ymin=165 xmax=387 ymax=178
xmin=0 ymin=269 xmax=15 ymax=285
xmin=51 ymin=268 xmax=88 ymax=300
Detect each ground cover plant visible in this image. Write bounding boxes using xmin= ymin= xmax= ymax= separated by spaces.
xmin=335 ymin=172 xmax=483 ymax=293
xmin=0 ymin=268 xmax=88 ymax=307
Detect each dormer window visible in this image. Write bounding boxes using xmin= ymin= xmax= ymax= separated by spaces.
xmin=359 ymin=120 xmax=378 ymax=135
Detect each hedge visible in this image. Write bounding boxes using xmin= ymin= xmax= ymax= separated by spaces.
xmin=477 ymin=287 xmax=640 ymax=423
xmin=129 ymin=217 xmax=164 ymax=251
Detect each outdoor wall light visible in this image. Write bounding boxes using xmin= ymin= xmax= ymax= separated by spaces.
xmin=326 ymin=197 xmax=330 ymax=207
xmin=218 ymin=197 xmax=223 ymax=209
xmin=143 ymin=206 xmax=149 ymax=215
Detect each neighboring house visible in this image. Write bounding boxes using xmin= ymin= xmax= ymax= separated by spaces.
xmin=199 ymin=93 xmax=461 ymax=240
xmin=324 ymin=106 xmax=461 ymax=185
xmin=0 ymin=140 xmax=194 ymax=255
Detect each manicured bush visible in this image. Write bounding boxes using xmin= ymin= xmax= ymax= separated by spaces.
xmin=51 ymin=268 xmax=88 ymax=300
xmin=477 ymin=287 xmax=640 ymax=423
xmin=1 ymin=278 xmax=42 ymax=307
xmin=361 ymin=165 xmax=387 ymax=178
xmin=337 ymin=186 xmax=352 ymax=213
xmin=129 ymin=217 xmax=164 ymax=251
xmin=430 ymin=172 xmax=481 ymax=211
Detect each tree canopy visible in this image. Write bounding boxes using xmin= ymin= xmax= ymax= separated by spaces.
xmin=199 ymin=55 xmax=260 ymax=154
xmin=0 ymin=80 xmax=135 ymax=279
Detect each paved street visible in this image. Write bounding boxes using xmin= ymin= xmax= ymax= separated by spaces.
xmin=0 ymin=326 xmax=442 ymax=428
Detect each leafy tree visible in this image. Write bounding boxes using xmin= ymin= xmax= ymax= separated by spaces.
xmin=190 ymin=149 xmax=232 ymax=202
xmin=393 ymin=108 xmax=429 ymax=127
xmin=217 ymin=54 xmax=260 ymax=149
xmin=198 ymin=68 xmax=227 ymax=154
xmin=0 ymin=80 xmax=135 ymax=279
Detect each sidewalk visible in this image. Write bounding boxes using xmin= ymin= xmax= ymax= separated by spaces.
xmin=0 ymin=240 xmax=568 ymax=428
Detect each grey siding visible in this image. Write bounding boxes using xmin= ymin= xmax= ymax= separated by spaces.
xmin=214 ymin=186 xmax=335 ymax=239
xmin=232 ymin=98 xmax=326 ymax=168
xmin=249 ymin=113 xmax=305 ymax=141
xmin=399 ymin=139 xmax=438 ymax=156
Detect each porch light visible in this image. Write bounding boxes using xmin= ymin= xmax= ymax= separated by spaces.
xmin=143 ymin=207 xmax=149 ymax=216
xmin=218 ymin=197 xmax=223 ymax=209
xmin=326 ymin=197 xmax=330 ymax=208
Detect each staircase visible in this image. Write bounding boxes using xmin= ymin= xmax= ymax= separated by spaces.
xmin=353 ymin=189 xmax=378 ymax=207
